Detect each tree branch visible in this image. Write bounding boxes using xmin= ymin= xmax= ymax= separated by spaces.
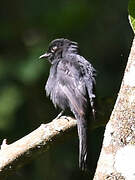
xmin=93 ymin=36 xmax=135 ymax=179
xmin=0 ymin=116 xmax=76 ymax=179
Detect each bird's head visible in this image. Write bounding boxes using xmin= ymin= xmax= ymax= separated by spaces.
xmin=39 ymin=38 xmax=78 ymax=63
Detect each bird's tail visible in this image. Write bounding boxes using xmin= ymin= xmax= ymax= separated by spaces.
xmin=77 ymin=116 xmax=88 ymax=171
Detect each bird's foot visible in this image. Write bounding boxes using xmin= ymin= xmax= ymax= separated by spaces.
xmin=55 ymin=110 xmax=64 ymax=120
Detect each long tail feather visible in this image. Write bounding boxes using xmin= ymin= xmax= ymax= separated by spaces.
xmin=77 ymin=116 xmax=88 ymax=171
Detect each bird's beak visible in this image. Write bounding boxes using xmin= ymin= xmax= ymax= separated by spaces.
xmin=39 ymin=52 xmax=51 ymax=59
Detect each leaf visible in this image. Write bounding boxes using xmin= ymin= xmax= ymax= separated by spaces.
xmin=128 ymin=0 xmax=135 ymax=33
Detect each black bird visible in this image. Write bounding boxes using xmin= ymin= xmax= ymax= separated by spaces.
xmin=39 ymin=38 xmax=96 ymax=171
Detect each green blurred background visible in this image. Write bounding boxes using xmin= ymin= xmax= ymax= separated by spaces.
xmin=0 ymin=0 xmax=133 ymax=179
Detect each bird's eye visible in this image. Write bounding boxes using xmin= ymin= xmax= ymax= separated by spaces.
xmin=51 ymin=46 xmax=58 ymax=53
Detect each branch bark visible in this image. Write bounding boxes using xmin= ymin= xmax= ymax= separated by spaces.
xmin=93 ymin=36 xmax=135 ymax=179
xmin=0 ymin=116 xmax=76 ymax=179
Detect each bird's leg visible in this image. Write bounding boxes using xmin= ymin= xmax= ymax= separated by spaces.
xmin=55 ymin=110 xmax=64 ymax=119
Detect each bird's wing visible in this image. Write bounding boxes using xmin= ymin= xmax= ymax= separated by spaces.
xmin=76 ymin=55 xmax=96 ymax=98
xmin=57 ymin=58 xmax=87 ymax=115
xmin=76 ymin=55 xmax=96 ymax=117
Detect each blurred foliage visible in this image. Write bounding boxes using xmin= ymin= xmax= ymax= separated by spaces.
xmin=0 ymin=86 xmax=23 ymax=130
xmin=129 ymin=0 xmax=135 ymax=33
xmin=0 ymin=0 xmax=133 ymax=179
xmin=16 ymin=48 xmax=46 ymax=84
